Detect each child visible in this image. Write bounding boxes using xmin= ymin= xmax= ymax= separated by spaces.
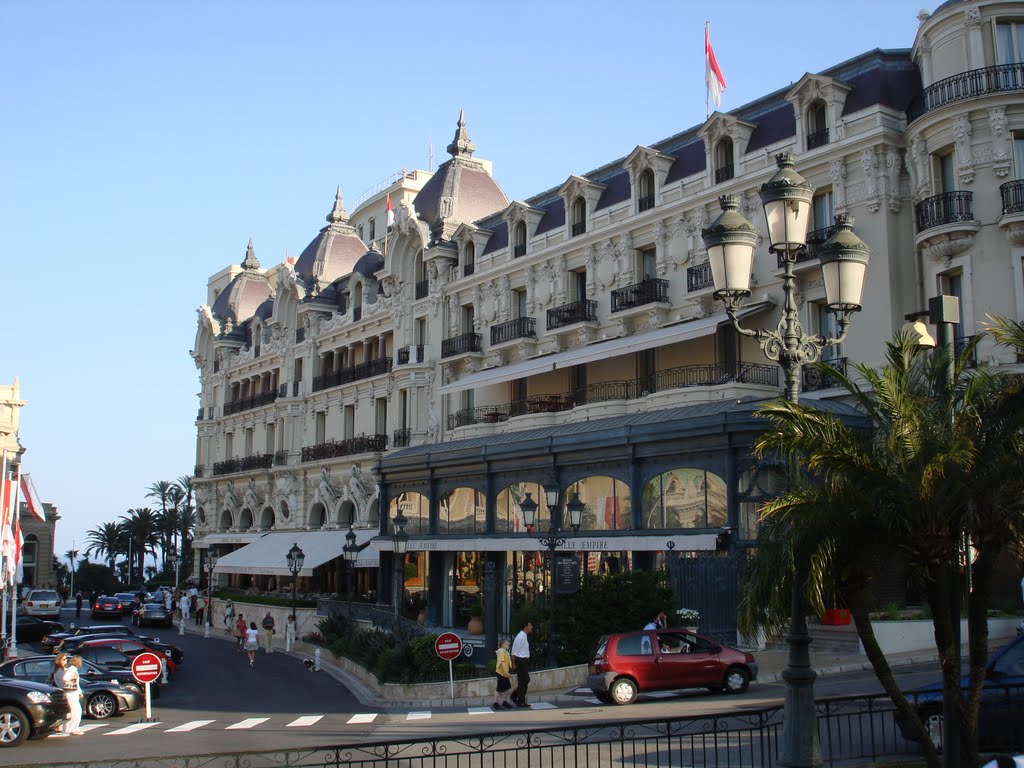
xmin=492 ymin=637 xmax=514 ymax=710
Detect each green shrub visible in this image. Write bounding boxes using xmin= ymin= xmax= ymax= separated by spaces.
xmin=884 ymin=602 xmax=901 ymax=621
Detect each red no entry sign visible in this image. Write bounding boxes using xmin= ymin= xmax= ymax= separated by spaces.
xmin=434 ymin=632 xmax=463 ymax=661
xmin=131 ymin=652 xmax=164 ymax=684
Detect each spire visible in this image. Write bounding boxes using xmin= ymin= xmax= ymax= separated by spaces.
xmin=241 ymin=237 xmax=260 ymax=270
xmin=446 ymin=109 xmax=476 ymax=158
xmin=326 ymin=186 xmax=348 ymax=224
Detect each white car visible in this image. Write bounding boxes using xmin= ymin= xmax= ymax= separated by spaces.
xmin=21 ymin=590 xmax=61 ymax=620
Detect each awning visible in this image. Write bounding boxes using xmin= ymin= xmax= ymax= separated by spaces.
xmin=366 ymin=532 xmax=718 ymax=553
xmin=193 ymin=532 xmax=263 ymax=549
xmin=440 ymin=302 xmax=773 ymax=394
xmin=213 ymin=529 xmax=380 ymax=577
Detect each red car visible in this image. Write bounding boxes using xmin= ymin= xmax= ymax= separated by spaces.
xmin=72 ymin=638 xmax=176 ymax=678
xmin=587 ymin=628 xmax=757 ymax=705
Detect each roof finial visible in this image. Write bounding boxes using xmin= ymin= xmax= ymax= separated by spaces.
xmin=241 ymin=237 xmax=260 ymax=270
xmin=446 ymin=109 xmax=476 ymax=158
xmin=327 ymin=185 xmax=348 ymax=224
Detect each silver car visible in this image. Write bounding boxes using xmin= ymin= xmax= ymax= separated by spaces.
xmin=21 ymin=590 xmax=61 ymax=620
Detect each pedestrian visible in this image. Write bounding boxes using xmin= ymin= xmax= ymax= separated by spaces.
xmin=285 ymin=613 xmax=296 ymax=652
xmin=178 ymin=593 xmax=191 ymax=623
xmin=236 ymin=613 xmax=247 ymax=651
xmin=224 ymin=599 xmax=236 ymax=635
xmin=245 ymin=621 xmax=259 ymax=667
xmin=62 ymin=655 xmax=85 ymax=735
xmin=644 ymin=611 xmax=667 ymax=630
xmin=195 ymin=595 xmax=207 ymax=626
xmin=163 ymin=588 xmax=173 ymax=612
xmin=74 ymin=592 xmax=82 ymax=619
xmin=492 ymin=637 xmax=514 ymax=710
xmin=261 ymin=611 xmax=276 ymax=654
xmin=510 ymin=621 xmax=533 ymax=708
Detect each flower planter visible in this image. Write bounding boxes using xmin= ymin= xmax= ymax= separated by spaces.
xmin=822 ymin=608 xmax=851 ymax=625
xmin=467 ymin=616 xmax=484 ymax=635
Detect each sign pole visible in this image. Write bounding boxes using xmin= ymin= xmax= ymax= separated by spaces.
xmin=449 ymin=658 xmax=455 ymax=701
xmin=144 ymin=681 xmax=152 ymax=722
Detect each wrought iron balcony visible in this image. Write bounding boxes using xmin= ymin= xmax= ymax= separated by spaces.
xmin=193 ymin=465 xmax=204 ymax=478
xmin=490 ymin=317 xmax=536 ymax=345
xmin=714 ymin=165 xmax=734 ymax=184
xmin=915 ymin=191 xmax=975 ymax=233
xmin=611 ymin=278 xmax=669 ymax=312
xmin=448 ymin=405 xmax=511 ymax=429
xmin=441 ymin=332 xmax=482 ymax=359
xmin=510 ymin=393 xmax=574 ymax=416
xmin=547 ymin=299 xmax=597 ymax=330
xmin=463 ymin=263 xmax=475 ymax=277
xmin=513 ymin=244 xmax=527 ymax=258
xmin=801 ymin=357 xmax=848 ymax=392
xmin=397 ymin=345 xmax=424 ymax=364
xmin=807 ymin=128 xmax=829 ymax=150
xmin=213 ymin=454 xmax=274 ymax=476
xmin=775 ymin=224 xmax=838 ymax=268
xmin=415 ymin=280 xmax=429 ymax=300
xmin=1000 ymin=179 xmax=1024 ymax=215
xmin=656 ymin=361 xmax=778 ymax=392
xmin=273 ymin=450 xmax=289 ymax=466
xmin=686 ymin=262 xmax=714 ymax=292
xmin=392 ymin=428 xmax=411 ymax=448
xmin=312 ymin=357 xmax=393 ymax=392
xmin=223 ymin=390 xmax=278 ymax=416
xmin=571 ymin=222 xmax=586 ymax=237
xmin=907 ymin=63 xmax=1024 ymax=122
xmin=573 ymin=379 xmax=638 ymax=406
xmin=301 ymin=434 xmax=387 ymax=462
xmin=637 ymin=195 xmax=655 ymax=212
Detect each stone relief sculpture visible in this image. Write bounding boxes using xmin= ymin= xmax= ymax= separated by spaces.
xmin=275 ymin=471 xmax=298 ymax=514
xmin=829 ymin=158 xmax=848 ymax=212
xmin=498 ymin=274 xmax=510 ymax=321
xmin=989 ymin=107 xmax=1010 ymax=176
xmin=243 ymin=478 xmax=261 ymax=513
xmin=861 ymin=150 xmax=879 ymax=212
xmin=344 ymin=464 xmax=377 ymax=525
xmin=194 ymin=484 xmax=212 ymax=511
xmin=953 ymin=115 xmax=974 ymax=184
xmin=885 ymin=149 xmax=904 ymax=214
xmin=223 ymin=481 xmax=239 ymax=513
xmin=317 ymin=467 xmax=338 ymax=508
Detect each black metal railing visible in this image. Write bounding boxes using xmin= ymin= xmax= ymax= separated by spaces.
xmin=807 ymin=127 xmax=830 ymax=150
xmin=775 ymin=224 xmax=838 ymax=268
xmin=414 ymin=280 xmax=428 ymax=300
xmin=463 ymin=263 xmax=475 ymax=277
xmin=448 ymin=405 xmax=513 ymax=429
xmin=915 ymin=191 xmax=975 ymax=233
xmin=955 ymin=334 xmax=979 ymax=368
xmin=802 ymin=357 xmax=848 ymax=392
xmin=547 ymin=299 xmax=598 ymax=330
xmin=441 ymin=332 xmax=482 ymax=358
xmin=687 ymin=262 xmax=714 ymax=292
xmin=573 ymin=379 xmax=638 ymax=405
xmin=300 ymin=434 xmax=387 ymax=462
xmin=213 ymin=454 xmax=274 ymax=476
xmin=907 ymin=62 xmax=1024 ymax=122
xmin=312 ymin=357 xmax=393 ymax=392
xmin=511 ymin=393 xmax=574 ymax=416
xmin=1000 ymin=179 xmax=1024 ymax=215
xmin=656 ymin=361 xmax=778 ymax=391
xmin=193 ymin=465 xmax=204 ymax=478
xmin=638 ymin=194 xmax=655 ymax=212
xmin=571 ymin=221 xmax=586 ymax=236
xmin=392 ymin=428 xmax=411 ymax=448
xmin=490 ymin=317 xmax=536 ymax=345
xmin=295 ymin=327 xmax=305 ymax=343
xmin=715 ymin=164 xmax=735 ymax=184
xmin=611 ymin=278 xmax=669 ymax=312
xmin=397 ymin=345 xmax=425 ymax=364
xmin=223 ymin=390 xmax=278 ymax=415
xmin=513 ymin=244 xmax=527 ymax=258
xmin=273 ymin=450 xmax=288 ymax=466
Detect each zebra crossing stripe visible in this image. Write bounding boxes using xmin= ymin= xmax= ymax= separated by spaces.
xmin=531 ymin=702 xmax=558 ymax=710
xmin=77 ymin=724 xmax=106 ymax=733
xmin=287 ymin=715 xmax=324 ymax=727
xmin=406 ymin=712 xmax=431 ymax=720
xmin=104 ymin=723 xmax=159 ymax=736
xmin=347 ymin=713 xmax=378 ymax=724
xmin=226 ymin=717 xmax=270 ymax=730
xmin=165 ymin=720 xmax=215 ymax=732
xmin=467 ymin=707 xmax=494 ymax=715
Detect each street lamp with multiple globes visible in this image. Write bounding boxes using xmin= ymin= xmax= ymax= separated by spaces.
xmin=286 ymin=543 xmax=305 ymax=624
xmin=204 ymin=550 xmax=218 ymax=638
xmin=343 ymin=526 xmax=359 ymax=604
xmin=518 ymin=486 xmax=584 ymax=667
xmin=391 ymin=511 xmax=409 ymax=617
xmin=700 ymin=152 xmax=870 ymax=768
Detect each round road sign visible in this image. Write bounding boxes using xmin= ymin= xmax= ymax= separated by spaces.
xmin=131 ymin=652 xmax=164 ymax=684
xmin=434 ymin=632 xmax=463 ymax=661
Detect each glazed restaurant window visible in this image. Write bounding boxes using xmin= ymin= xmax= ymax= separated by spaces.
xmin=642 ymin=468 xmax=727 ymax=528
xmin=572 ymin=475 xmax=632 ymax=531
xmin=440 ymin=487 xmax=485 ymax=535
xmin=389 ymin=491 xmax=428 ymax=535
xmin=495 ymin=482 xmax=550 ymax=533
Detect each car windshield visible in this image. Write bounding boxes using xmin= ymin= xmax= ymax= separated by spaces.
xmin=144 ymin=605 xmax=163 ymax=612
xmin=30 ymin=591 xmax=59 ymax=601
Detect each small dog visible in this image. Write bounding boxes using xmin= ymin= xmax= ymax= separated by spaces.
xmin=303 ymin=658 xmax=316 ymax=671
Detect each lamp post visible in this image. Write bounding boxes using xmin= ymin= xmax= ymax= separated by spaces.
xmin=343 ymin=526 xmax=358 ymax=606
xmin=204 ymin=549 xmax=218 ymax=639
xmin=173 ymin=554 xmax=182 ymax=591
xmin=286 ymin=543 xmax=305 ymax=627
xmin=391 ymin=511 xmax=408 ymax=618
xmin=701 ymin=152 xmax=870 ymax=768
xmin=519 ymin=487 xmax=583 ymax=667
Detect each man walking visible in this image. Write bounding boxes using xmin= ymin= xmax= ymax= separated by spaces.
xmin=261 ymin=611 xmax=276 ymax=654
xmin=510 ymin=621 xmax=533 ymax=708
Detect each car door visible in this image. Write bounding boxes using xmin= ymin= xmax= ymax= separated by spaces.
xmin=658 ymin=631 xmax=724 ymax=688
xmin=979 ymin=636 xmax=1024 ymax=748
xmin=90 ymin=646 xmax=131 ymax=669
xmin=612 ymin=632 xmax=659 ymax=691
xmin=12 ymin=659 xmax=53 ymax=684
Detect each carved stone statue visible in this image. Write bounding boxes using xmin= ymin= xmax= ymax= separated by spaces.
xmin=244 ymin=478 xmax=261 ymax=512
xmin=346 ymin=464 xmax=377 ymax=524
xmin=317 ymin=467 xmax=338 ymax=507
xmin=223 ymin=481 xmax=239 ymax=512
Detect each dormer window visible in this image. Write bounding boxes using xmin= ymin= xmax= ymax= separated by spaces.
xmin=463 ymin=242 xmax=476 ymax=277
xmin=571 ymin=197 xmax=587 ymax=236
xmin=807 ymin=100 xmax=829 ymax=150
xmin=513 ymin=221 xmax=527 ymax=258
xmin=637 ymin=169 xmax=656 ymax=212
xmin=714 ymin=138 xmax=735 ymax=183
xmin=353 ymin=282 xmax=363 ymax=321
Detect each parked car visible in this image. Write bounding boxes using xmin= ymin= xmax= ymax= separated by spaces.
xmin=132 ymin=602 xmax=173 ymax=628
xmin=113 ymin=592 xmax=140 ymax=614
xmin=21 ymin=590 xmax=61 ymax=620
xmin=0 ymin=656 xmax=142 ymax=719
xmin=43 ymin=623 xmax=182 ymax=659
xmin=0 ymin=677 xmax=68 ymax=746
xmin=67 ymin=638 xmax=177 ymax=677
xmin=57 ymin=631 xmax=184 ymax=666
xmin=51 ymin=647 xmax=161 ymax=699
xmin=587 ymin=628 xmax=758 ymax=705
xmin=10 ymin=616 xmax=64 ymax=644
xmin=895 ymin=634 xmax=1024 ymax=752
xmin=91 ymin=595 xmax=123 ymax=620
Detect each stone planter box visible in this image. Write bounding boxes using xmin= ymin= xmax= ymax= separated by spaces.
xmin=859 ymin=617 xmax=1020 ymax=655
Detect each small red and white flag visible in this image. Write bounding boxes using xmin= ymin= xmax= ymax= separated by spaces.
xmin=386 ymin=194 xmax=395 ymax=228
xmin=705 ymin=23 xmax=726 ymax=110
xmin=20 ymin=473 xmax=45 ymax=522
xmin=9 ymin=507 xmax=21 ymax=585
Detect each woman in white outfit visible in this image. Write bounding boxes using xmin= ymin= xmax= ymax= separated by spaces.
xmin=62 ymin=655 xmax=85 ymax=735
xmin=285 ymin=614 xmax=297 ymax=652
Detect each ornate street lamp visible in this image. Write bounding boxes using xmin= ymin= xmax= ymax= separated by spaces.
xmin=702 ymin=152 xmax=870 ymax=768
xmin=343 ymin=526 xmax=358 ymax=605
xmin=204 ymin=549 xmax=218 ymax=638
xmin=286 ymin=543 xmax=305 ymax=626
xmin=391 ymin=511 xmax=408 ymax=617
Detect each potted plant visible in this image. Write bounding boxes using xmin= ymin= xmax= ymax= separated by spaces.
xmin=821 ymin=607 xmax=851 ymax=625
xmin=467 ymin=604 xmax=484 ymax=635
xmin=676 ymin=607 xmax=700 ymax=633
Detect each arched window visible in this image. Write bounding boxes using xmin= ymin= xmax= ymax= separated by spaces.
xmin=638 ymin=168 xmax=656 ymax=212
xmin=642 ymin=468 xmax=727 ymax=529
xmin=571 ymin=197 xmax=587 ymax=236
xmin=463 ymin=242 xmax=475 ymax=277
xmin=218 ymin=509 xmax=233 ymax=531
xmin=807 ymin=100 xmax=829 ymax=150
xmin=513 ymin=221 xmax=527 ymax=258
xmin=495 ymin=482 xmax=551 ymax=533
xmin=440 ymin=487 xmax=485 ymax=534
xmin=414 ymin=250 xmax=427 ymax=300
xmin=258 ymin=506 xmax=275 ymax=530
xmin=571 ymin=476 xmax=632 ymax=531
xmin=715 ymin=138 xmax=735 ymax=183
xmin=353 ymin=282 xmax=363 ymax=320
xmin=389 ymin=491 xmax=428 ymax=535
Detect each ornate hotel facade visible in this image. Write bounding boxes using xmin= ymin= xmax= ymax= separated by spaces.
xmin=192 ymin=0 xmax=1024 ymax=644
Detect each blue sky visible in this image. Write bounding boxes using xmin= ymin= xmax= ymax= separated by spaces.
xmin=1 ymin=0 xmax=928 ymax=566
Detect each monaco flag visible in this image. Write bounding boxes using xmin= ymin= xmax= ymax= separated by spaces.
xmin=20 ymin=473 xmax=45 ymax=521
xmin=705 ymin=23 xmax=726 ymax=109
xmin=386 ymin=194 xmax=395 ymax=228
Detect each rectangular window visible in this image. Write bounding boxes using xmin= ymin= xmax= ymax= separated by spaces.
xmin=638 ymin=247 xmax=657 ymax=280
xmin=415 ymin=317 xmax=426 ymax=346
xmin=574 ymin=271 xmax=587 ymax=301
xmin=460 ymin=388 xmax=475 ymax=412
xmin=815 ymin=302 xmax=842 ymax=360
xmin=265 ymin=423 xmax=275 ymax=454
xmin=812 ymin=191 xmax=835 ymax=232
xmin=461 ymin=305 xmax=475 ymax=334
xmin=344 ymin=404 xmax=355 ymax=440
xmin=244 ymin=428 xmax=253 ymax=457
xmin=278 ymin=418 xmax=285 ymax=450
xmin=375 ymin=397 xmax=387 ymax=436
xmin=1014 ymin=134 xmax=1024 ymax=177
xmin=399 ymin=390 xmax=408 ymax=430
xmin=225 ymin=433 xmax=234 ymax=459
xmin=996 ymin=21 xmax=1024 ymax=64
xmin=315 ymin=412 xmax=326 ymax=444
xmin=939 ymin=153 xmax=956 ymax=193
xmin=514 ymin=289 xmax=528 ymax=319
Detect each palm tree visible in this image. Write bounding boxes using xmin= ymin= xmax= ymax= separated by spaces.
xmin=174 ymin=475 xmax=196 ymax=570
xmin=119 ymin=508 xmax=160 ymax=586
xmin=147 ymin=481 xmax=173 ymax=568
xmin=739 ymin=332 xmax=1024 ymax=768
xmin=84 ymin=522 xmax=123 ymax=571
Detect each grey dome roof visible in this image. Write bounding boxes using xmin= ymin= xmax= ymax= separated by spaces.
xmin=352 ymin=248 xmax=384 ymax=278
xmin=211 ymin=239 xmax=273 ymax=325
xmin=295 ymin=187 xmax=367 ymax=288
xmin=255 ymin=297 xmax=274 ymax=321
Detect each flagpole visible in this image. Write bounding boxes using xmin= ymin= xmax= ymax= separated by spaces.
xmin=705 ymin=22 xmax=710 ymax=120
xmin=7 ymin=463 xmax=19 ymax=659
xmin=0 ymin=448 xmax=7 ymax=653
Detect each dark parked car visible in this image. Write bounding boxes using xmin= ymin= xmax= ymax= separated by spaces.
xmin=587 ymin=628 xmax=758 ymax=705
xmin=10 ymin=616 xmax=64 ymax=644
xmin=132 ymin=602 xmax=173 ymax=628
xmin=0 ymin=677 xmax=68 ymax=746
xmin=68 ymin=638 xmax=177 ymax=678
xmin=50 ymin=647 xmax=161 ymax=699
xmin=57 ymin=632 xmax=184 ymax=666
xmin=896 ymin=634 xmax=1024 ymax=752
xmin=0 ymin=656 xmax=142 ymax=719
xmin=91 ymin=596 xmax=123 ymax=620
xmin=113 ymin=592 xmax=140 ymax=614
xmin=43 ymin=623 xmax=151 ymax=653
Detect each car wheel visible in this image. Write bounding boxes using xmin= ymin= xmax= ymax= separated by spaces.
xmin=87 ymin=692 xmax=117 ymax=720
xmin=922 ymin=708 xmax=943 ymax=752
xmin=610 ymin=677 xmax=638 ymax=705
xmin=723 ymin=666 xmax=750 ymax=694
xmin=0 ymin=706 xmax=30 ymax=747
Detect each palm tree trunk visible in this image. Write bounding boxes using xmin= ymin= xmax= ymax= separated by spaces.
xmin=963 ymin=541 xmax=998 ymax=768
xmin=926 ymin=560 xmax=968 ymax=765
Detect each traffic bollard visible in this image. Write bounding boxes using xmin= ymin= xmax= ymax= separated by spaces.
xmin=314 ymin=647 xmax=321 ymax=671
